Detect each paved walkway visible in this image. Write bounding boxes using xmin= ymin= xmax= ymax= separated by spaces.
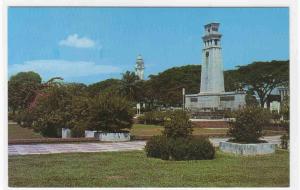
xmin=8 ymin=141 xmax=146 ymax=156
xmin=8 ymin=136 xmax=282 ymax=156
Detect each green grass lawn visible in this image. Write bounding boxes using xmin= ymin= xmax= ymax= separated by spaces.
xmin=8 ymin=123 xmax=228 ymax=140
xmin=8 ymin=150 xmax=289 ymax=187
xmin=8 ymin=123 xmax=43 ymax=140
xmin=8 ymin=123 xmax=285 ymax=140
xmin=131 ymin=124 xmax=228 ymax=137
xmin=130 ymin=124 xmax=284 ymax=137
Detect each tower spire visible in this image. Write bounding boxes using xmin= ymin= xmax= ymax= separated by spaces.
xmin=135 ymin=54 xmax=145 ymax=80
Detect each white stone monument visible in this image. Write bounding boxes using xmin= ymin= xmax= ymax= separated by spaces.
xmin=62 ymin=128 xmax=71 ymax=138
xmin=185 ymin=23 xmax=246 ymax=112
xmin=85 ymin=130 xmax=97 ymax=138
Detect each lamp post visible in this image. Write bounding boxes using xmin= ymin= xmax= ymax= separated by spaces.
xmin=182 ymin=88 xmax=185 ymax=110
xmin=136 ymin=103 xmax=141 ymax=115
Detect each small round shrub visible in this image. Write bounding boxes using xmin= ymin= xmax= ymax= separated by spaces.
xmin=137 ymin=114 xmax=145 ymax=124
xmin=163 ymin=110 xmax=192 ymax=139
xmin=280 ymin=134 xmax=289 ymax=149
xmin=167 ymin=137 xmax=215 ymax=160
xmin=33 ymin=118 xmax=61 ymax=138
xmin=143 ymin=111 xmax=169 ymax=125
xmin=145 ymin=110 xmax=214 ymax=161
xmin=167 ymin=138 xmax=189 ymax=160
xmin=186 ymin=137 xmax=215 ymax=160
xmin=145 ymin=136 xmax=215 ymax=161
xmin=227 ymin=106 xmax=271 ymax=143
xmin=145 ymin=135 xmax=168 ymax=159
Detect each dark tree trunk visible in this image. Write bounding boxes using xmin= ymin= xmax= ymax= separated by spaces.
xmin=259 ymin=97 xmax=265 ymax=108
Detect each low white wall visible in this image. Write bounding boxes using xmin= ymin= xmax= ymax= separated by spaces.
xmin=219 ymin=141 xmax=276 ymax=155
xmin=96 ymin=132 xmax=130 ymax=142
xmin=85 ymin=130 xmax=97 ymax=138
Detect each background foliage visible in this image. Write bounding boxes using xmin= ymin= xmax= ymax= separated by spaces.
xmin=8 ymin=60 xmax=289 ymax=138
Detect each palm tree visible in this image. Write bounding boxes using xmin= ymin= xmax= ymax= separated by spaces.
xmin=120 ymin=71 xmax=139 ymax=101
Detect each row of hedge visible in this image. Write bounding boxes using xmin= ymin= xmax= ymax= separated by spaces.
xmin=145 ymin=110 xmax=215 ymax=161
xmin=12 ymin=85 xmax=134 ymax=138
xmin=145 ymin=135 xmax=215 ymax=160
xmin=137 ymin=110 xmax=186 ymax=125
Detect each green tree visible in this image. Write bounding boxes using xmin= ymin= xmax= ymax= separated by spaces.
xmin=31 ymin=85 xmax=74 ymax=137
xmin=245 ymin=93 xmax=259 ymax=107
xmin=8 ymin=71 xmax=42 ymax=113
xmin=68 ymin=95 xmax=90 ymax=137
xmin=29 ymin=82 xmax=90 ymax=137
xmin=163 ymin=110 xmax=193 ymax=139
xmin=120 ymin=71 xmax=139 ymax=101
xmin=87 ymin=79 xmax=121 ymax=97
xmin=224 ymin=69 xmax=243 ymax=91
xmin=238 ymin=60 xmax=289 ymax=107
xmin=87 ymin=93 xmax=134 ymax=132
xmin=13 ymin=76 xmax=65 ymax=127
xmin=147 ymin=65 xmax=201 ymax=107
xmin=228 ymin=106 xmax=271 ymax=143
xmin=280 ymin=95 xmax=289 ymax=147
xmin=281 ymin=95 xmax=289 ymax=121
xmin=134 ymin=80 xmax=147 ymax=103
xmin=65 ymin=83 xmax=87 ymax=96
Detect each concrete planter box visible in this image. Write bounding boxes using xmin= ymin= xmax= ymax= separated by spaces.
xmin=95 ymin=132 xmax=130 ymax=142
xmin=62 ymin=128 xmax=71 ymax=139
xmin=85 ymin=130 xmax=97 ymax=138
xmin=219 ymin=141 xmax=276 ymax=156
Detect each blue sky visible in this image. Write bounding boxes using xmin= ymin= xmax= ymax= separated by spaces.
xmin=8 ymin=7 xmax=289 ymax=84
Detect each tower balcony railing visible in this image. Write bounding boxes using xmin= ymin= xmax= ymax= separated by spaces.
xmin=203 ymin=45 xmax=221 ymax=49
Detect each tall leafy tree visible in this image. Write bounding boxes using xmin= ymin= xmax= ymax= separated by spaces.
xmin=146 ymin=65 xmax=201 ymax=106
xmin=65 ymin=82 xmax=87 ymax=96
xmin=224 ymin=69 xmax=243 ymax=91
xmin=120 ymin=71 xmax=140 ymax=101
xmin=28 ymin=77 xmax=64 ymax=110
xmin=87 ymin=93 xmax=133 ymax=132
xmin=31 ymin=83 xmax=87 ymax=137
xmin=237 ymin=60 xmax=289 ymax=107
xmin=8 ymin=71 xmax=42 ymax=113
xmin=87 ymin=78 xmax=121 ymax=97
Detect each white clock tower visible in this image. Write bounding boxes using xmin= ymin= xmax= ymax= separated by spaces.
xmin=200 ymin=23 xmax=225 ymax=93
xmin=185 ymin=22 xmax=246 ymax=112
xmin=135 ymin=54 xmax=145 ymax=80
